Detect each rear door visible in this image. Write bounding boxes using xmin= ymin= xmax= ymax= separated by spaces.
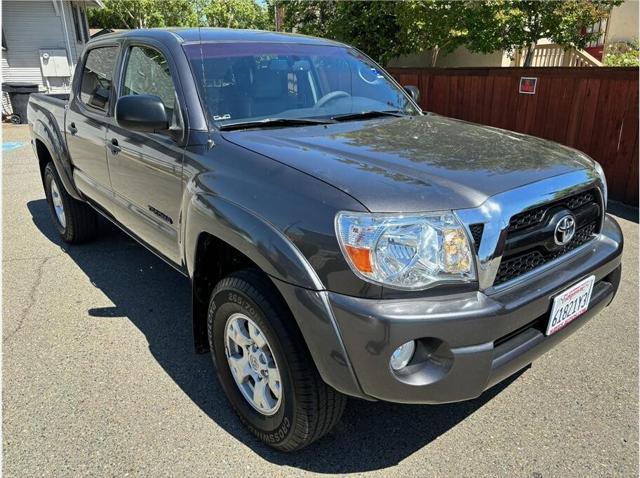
xmin=67 ymin=45 xmax=119 ymax=202
xmin=106 ymin=42 xmax=186 ymax=265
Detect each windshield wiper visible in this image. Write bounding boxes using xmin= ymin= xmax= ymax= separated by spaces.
xmin=330 ymin=110 xmax=405 ymax=122
xmin=218 ymin=117 xmax=335 ymax=131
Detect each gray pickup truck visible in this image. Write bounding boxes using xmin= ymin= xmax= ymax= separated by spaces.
xmin=28 ymin=28 xmax=623 ymax=451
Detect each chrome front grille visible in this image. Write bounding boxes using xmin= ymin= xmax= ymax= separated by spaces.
xmin=494 ymin=222 xmax=598 ymax=285
xmin=507 ymin=190 xmax=597 ymax=233
xmin=494 ymin=189 xmax=602 ymax=286
xmin=468 ymin=223 xmax=484 ymax=253
xmin=454 ymin=171 xmax=606 ymax=291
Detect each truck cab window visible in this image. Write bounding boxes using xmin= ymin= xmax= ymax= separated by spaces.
xmin=122 ymin=46 xmax=177 ymax=125
xmin=79 ymin=46 xmax=118 ymax=112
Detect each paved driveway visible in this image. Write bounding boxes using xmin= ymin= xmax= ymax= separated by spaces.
xmin=3 ymin=124 xmax=638 ymax=477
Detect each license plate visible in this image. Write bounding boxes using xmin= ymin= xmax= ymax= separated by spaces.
xmin=546 ymin=275 xmax=595 ymax=336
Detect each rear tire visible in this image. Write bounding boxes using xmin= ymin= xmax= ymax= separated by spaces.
xmin=208 ymin=269 xmax=346 ymax=451
xmin=43 ymin=162 xmax=98 ymax=243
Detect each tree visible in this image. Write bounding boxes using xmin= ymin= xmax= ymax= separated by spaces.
xmin=331 ymin=2 xmax=411 ymax=65
xmin=396 ymin=1 xmax=469 ymax=66
xmin=462 ymin=0 xmax=623 ymax=66
xmin=88 ymin=0 xmax=270 ymax=31
xmin=90 ymin=0 xmax=623 ymax=69
xmin=281 ymin=1 xmax=409 ymax=65
xmin=88 ymin=0 xmax=198 ymax=29
xmin=203 ymin=0 xmax=271 ymax=29
xmin=280 ymin=0 xmax=338 ymax=38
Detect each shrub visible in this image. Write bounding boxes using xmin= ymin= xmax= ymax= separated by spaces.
xmin=603 ymin=40 xmax=640 ymax=67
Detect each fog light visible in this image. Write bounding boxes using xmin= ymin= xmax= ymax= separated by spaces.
xmin=390 ymin=340 xmax=416 ymax=370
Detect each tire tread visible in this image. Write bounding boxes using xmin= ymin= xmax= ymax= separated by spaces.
xmin=210 ymin=269 xmax=346 ymax=451
xmin=44 ymin=163 xmax=98 ymax=243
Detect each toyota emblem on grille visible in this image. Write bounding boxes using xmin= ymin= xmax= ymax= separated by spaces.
xmin=554 ymin=214 xmax=576 ymax=246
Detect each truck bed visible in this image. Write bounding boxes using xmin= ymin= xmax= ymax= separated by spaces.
xmin=27 ymin=93 xmax=69 ymax=147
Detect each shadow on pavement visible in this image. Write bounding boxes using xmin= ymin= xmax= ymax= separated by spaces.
xmin=28 ymin=198 xmax=524 ymax=474
xmin=608 ymin=201 xmax=638 ymax=224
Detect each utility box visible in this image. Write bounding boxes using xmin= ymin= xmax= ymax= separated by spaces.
xmin=39 ymin=49 xmax=71 ymax=77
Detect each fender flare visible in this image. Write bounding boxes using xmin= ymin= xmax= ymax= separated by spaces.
xmin=31 ymin=117 xmax=83 ymax=201
xmin=184 ymin=192 xmax=322 ymax=290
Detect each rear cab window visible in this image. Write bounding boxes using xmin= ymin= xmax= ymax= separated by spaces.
xmin=79 ymin=46 xmax=119 ymax=113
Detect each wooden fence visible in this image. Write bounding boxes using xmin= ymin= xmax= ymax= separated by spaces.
xmin=388 ymin=67 xmax=638 ymax=206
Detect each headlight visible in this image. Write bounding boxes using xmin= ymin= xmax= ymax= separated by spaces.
xmin=335 ymin=212 xmax=476 ymax=290
xmin=593 ymin=161 xmax=608 ymax=208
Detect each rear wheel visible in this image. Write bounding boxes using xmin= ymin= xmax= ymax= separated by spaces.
xmin=44 ymin=162 xmax=98 ymax=243
xmin=208 ymin=269 xmax=346 ymax=451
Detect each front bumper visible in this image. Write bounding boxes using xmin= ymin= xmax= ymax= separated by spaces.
xmin=326 ymin=214 xmax=623 ymax=404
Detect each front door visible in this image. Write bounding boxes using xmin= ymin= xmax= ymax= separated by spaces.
xmin=67 ymin=45 xmax=119 ymax=202
xmin=107 ymin=44 xmax=185 ymax=265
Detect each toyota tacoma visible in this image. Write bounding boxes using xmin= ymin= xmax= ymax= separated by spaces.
xmin=28 ymin=28 xmax=623 ymax=451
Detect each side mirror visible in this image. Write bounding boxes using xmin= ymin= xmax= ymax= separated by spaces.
xmin=403 ymin=85 xmax=420 ymax=104
xmin=115 ymin=94 xmax=169 ymax=133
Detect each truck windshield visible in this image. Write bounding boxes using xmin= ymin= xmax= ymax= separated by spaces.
xmin=183 ymin=42 xmax=419 ymax=128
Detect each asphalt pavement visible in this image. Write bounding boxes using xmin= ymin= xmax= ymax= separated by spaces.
xmin=2 ymin=124 xmax=638 ymax=477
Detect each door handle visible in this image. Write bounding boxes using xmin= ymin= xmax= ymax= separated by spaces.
xmin=109 ymin=138 xmax=121 ymax=155
xmin=68 ymin=122 xmax=77 ymax=135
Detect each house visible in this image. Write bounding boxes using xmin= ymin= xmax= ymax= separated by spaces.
xmin=389 ymin=0 xmax=638 ymax=69
xmin=1 ymin=0 xmax=103 ymax=94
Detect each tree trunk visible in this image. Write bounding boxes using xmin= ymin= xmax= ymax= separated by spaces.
xmin=274 ymin=0 xmax=280 ymax=32
xmin=523 ymin=41 xmax=537 ymax=67
xmin=431 ymin=46 xmax=440 ymax=67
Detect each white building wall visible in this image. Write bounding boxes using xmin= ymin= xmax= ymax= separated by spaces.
xmin=1 ymin=0 xmax=90 ymax=93
xmin=606 ymin=0 xmax=639 ymax=45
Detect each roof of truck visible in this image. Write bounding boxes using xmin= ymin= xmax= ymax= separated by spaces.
xmin=91 ymin=27 xmax=345 ymax=47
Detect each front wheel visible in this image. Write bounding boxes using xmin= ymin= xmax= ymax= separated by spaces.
xmin=208 ymin=269 xmax=346 ymax=451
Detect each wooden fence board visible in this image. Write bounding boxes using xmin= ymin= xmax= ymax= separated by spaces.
xmin=388 ymin=67 xmax=638 ymax=206
xmin=626 ymin=135 xmax=639 ymax=203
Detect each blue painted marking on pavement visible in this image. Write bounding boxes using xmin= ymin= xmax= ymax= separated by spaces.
xmin=2 ymin=142 xmax=24 ymax=151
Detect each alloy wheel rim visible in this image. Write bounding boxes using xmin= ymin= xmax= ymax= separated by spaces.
xmin=224 ymin=312 xmax=282 ymax=415
xmin=50 ymin=178 xmax=66 ymax=228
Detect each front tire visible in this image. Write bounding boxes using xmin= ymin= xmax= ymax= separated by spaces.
xmin=43 ymin=162 xmax=98 ymax=243
xmin=208 ymin=269 xmax=346 ymax=451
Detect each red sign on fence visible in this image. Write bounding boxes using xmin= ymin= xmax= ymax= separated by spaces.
xmin=519 ymin=77 xmax=537 ymax=94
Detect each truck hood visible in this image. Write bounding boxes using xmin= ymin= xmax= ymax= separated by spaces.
xmin=222 ymin=114 xmax=594 ymax=213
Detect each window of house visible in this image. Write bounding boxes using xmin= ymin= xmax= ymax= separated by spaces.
xmin=2 ymin=29 xmax=7 ymax=50
xmin=79 ymin=47 xmax=119 ymax=112
xmin=122 ymin=46 xmax=176 ymax=119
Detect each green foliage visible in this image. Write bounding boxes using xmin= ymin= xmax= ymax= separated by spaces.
xmin=281 ymin=1 xmax=410 ymax=64
xmin=396 ymin=1 xmax=469 ymax=65
xmin=280 ymin=0 xmax=337 ymax=38
xmin=462 ymin=0 xmax=623 ymax=63
xmin=89 ymin=0 xmax=623 ymax=68
xmin=331 ymin=2 xmax=410 ymax=65
xmin=604 ymin=40 xmax=640 ymax=66
xmin=203 ymin=0 xmax=271 ymax=29
xmin=280 ymin=0 xmax=620 ymax=66
xmin=88 ymin=0 xmax=270 ymax=30
xmin=88 ymin=0 xmax=197 ymax=29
